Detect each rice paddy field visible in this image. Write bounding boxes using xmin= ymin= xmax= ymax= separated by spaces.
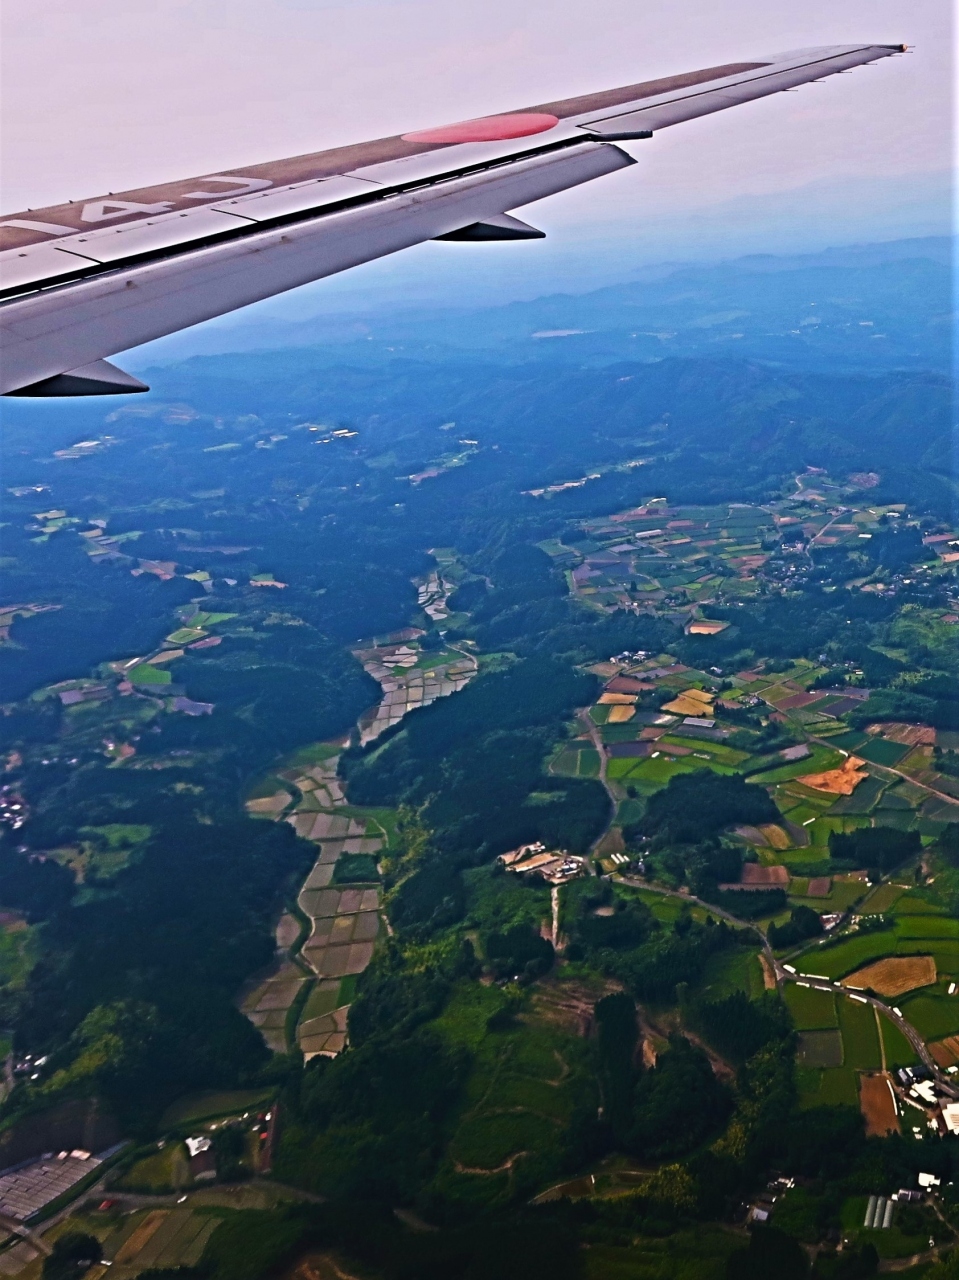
xmin=242 ymin=741 xmax=391 ymax=1062
xmin=550 ymin=745 xmax=602 ymax=778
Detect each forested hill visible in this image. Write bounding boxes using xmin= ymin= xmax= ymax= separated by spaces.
xmin=145 ymin=353 xmax=955 ymax=516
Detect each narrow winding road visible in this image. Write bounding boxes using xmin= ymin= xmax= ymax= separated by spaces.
xmin=578 ymin=708 xmax=617 ymax=860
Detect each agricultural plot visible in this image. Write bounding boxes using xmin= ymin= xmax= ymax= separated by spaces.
xmin=877 ymin=1013 xmax=919 ymax=1068
xmin=694 ymin=947 xmax=766 ymax=1002
xmin=837 ymin=997 xmax=882 ymax=1070
xmin=353 ymin=638 xmax=475 ymax=744
xmin=859 ymin=1073 xmax=900 ymax=1136
xmin=239 ymin=961 xmax=307 ymax=1053
xmin=798 ymin=1030 xmax=843 ymax=1068
xmin=860 ymin=883 xmax=908 ymax=914
xmin=550 ymin=745 xmax=601 ymax=778
xmin=897 ymin=992 xmax=959 ymax=1043
xmin=799 ymin=1066 xmax=859 ymax=1109
xmin=785 ymin=984 xmax=838 ymax=1030
xmin=244 ymin=741 xmax=388 ymax=1057
xmin=841 ymin=955 xmax=936 ymax=998
xmin=114 ymin=1143 xmax=192 ymax=1193
xmin=103 ymin=1208 xmax=223 ymax=1274
xmin=796 ymin=932 xmax=898 ymax=981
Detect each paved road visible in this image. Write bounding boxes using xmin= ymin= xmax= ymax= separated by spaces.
xmin=0 ymin=1213 xmax=50 ymax=1259
xmin=578 ymin=709 xmax=617 ymax=861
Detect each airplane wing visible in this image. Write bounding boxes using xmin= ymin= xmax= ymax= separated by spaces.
xmin=0 ymin=44 xmax=904 ymax=396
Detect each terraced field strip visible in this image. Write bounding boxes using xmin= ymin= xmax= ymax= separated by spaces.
xmin=354 ymin=639 xmax=476 ymax=744
xmin=240 ymin=744 xmax=388 ymax=1059
xmin=239 ymin=962 xmax=307 ymax=1053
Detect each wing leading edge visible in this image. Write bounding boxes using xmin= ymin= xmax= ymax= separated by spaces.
xmin=0 ymin=44 xmax=904 ymax=395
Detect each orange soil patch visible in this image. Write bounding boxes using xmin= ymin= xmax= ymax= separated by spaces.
xmin=806 ymin=877 xmax=832 ymax=898
xmin=867 ymin=722 xmax=936 ymax=748
xmin=686 ymin=620 xmax=729 ymax=636
xmin=598 ymin=692 xmax=637 ymax=705
xmin=841 ymin=954 xmax=936 ymax=998
xmin=860 ymin=1073 xmax=900 ymax=1137
xmin=759 ymin=953 xmax=777 ymax=990
xmin=930 ymin=1035 xmax=959 ymax=1068
xmin=798 ymin=755 xmax=869 ymax=796
xmin=607 ymin=704 xmax=636 ymax=723
xmin=741 ymin=863 xmax=789 ymax=886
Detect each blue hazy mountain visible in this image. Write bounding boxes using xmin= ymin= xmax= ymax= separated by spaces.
xmin=129 ymin=236 xmax=953 ymax=376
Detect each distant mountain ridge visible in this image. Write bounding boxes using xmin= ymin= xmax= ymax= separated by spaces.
xmin=130 ymin=236 xmax=954 ymax=377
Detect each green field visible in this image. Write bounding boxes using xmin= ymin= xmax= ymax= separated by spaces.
xmin=798 ymin=1029 xmax=843 ymax=1067
xmin=837 ymin=997 xmax=882 ymax=1070
xmin=583 ymin=1228 xmax=740 ymax=1279
xmin=798 ymin=1066 xmax=858 ymax=1108
xmin=160 ymin=1089 xmax=274 ymax=1129
xmin=898 ymin=993 xmax=959 ymax=1043
xmin=858 ymin=738 xmax=911 ymax=766
xmin=553 ymin=747 xmax=599 ymax=773
xmin=114 ymin=1143 xmax=191 ymax=1192
xmin=830 ymin=776 xmax=888 ymax=815
xmin=796 ymin=932 xmax=897 ymax=980
xmin=895 ymin=892 xmax=949 ymax=915
xmin=607 ymin=755 xmax=732 ymax=789
xmin=749 ymin=746 xmax=843 ymax=786
xmin=658 ymin=737 xmax=751 ymax=767
xmin=695 ymin=948 xmax=765 ymax=1002
xmin=896 ymin=938 xmax=959 ymax=974
xmin=860 ymin=883 xmax=907 ymax=914
xmin=878 ymin=1013 xmax=919 ymax=1067
xmin=895 ymin=915 xmax=959 ymax=939
xmin=784 ymin=984 xmax=837 ymax=1030
xmin=129 ymin=663 xmax=172 ymax=685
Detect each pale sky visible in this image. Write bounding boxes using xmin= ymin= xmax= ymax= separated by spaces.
xmin=2 ymin=0 xmax=952 ymax=212
xmin=2 ymin=0 xmax=954 ymax=332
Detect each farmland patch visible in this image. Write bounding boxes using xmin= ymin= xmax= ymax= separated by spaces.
xmin=841 ymin=955 xmax=937 ymax=998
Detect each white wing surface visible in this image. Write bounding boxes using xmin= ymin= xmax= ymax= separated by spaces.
xmin=0 ymin=44 xmax=904 ymax=396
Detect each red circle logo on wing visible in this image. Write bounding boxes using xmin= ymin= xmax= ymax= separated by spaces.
xmin=401 ymin=113 xmax=560 ymax=145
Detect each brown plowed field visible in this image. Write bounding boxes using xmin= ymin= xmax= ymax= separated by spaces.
xmin=859 ymin=1072 xmax=900 ymax=1137
xmin=930 ymin=1035 xmax=959 ymax=1067
xmin=806 ymin=877 xmax=832 ymax=897
xmin=841 ymin=954 xmax=936 ymax=998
